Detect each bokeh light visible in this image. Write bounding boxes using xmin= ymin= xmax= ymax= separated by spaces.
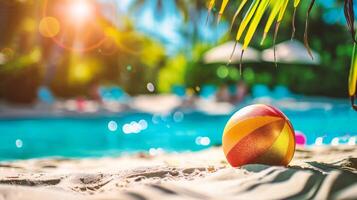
xmin=23 ymin=17 xmax=36 ymax=33
xmin=173 ymin=111 xmax=184 ymax=122
xmin=152 ymin=114 xmax=160 ymax=124
xmin=15 ymin=139 xmax=23 ymax=148
xmin=68 ymin=58 xmax=101 ymax=84
xmin=229 ymin=68 xmax=240 ymax=80
xmin=126 ymin=65 xmax=133 ymax=71
xmin=149 ymin=148 xmax=164 ymax=156
xmin=147 ymin=83 xmax=155 ymax=92
xmin=0 ymin=54 xmax=5 ymax=65
xmin=122 ymin=120 xmax=148 ymax=134
xmin=195 ymin=136 xmax=211 ymax=146
xmin=1 ymin=48 xmax=15 ymax=61
xmin=217 ymin=65 xmax=229 ymax=79
xmin=348 ymin=137 xmax=356 ymax=145
xmin=243 ymin=67 xmax=255 ymax=83
xmin=315 ymin=137 xmax=324 ymax=146
xmin=108 ymin=121 xmax=118 ymax=132
xmin=41 ymin=0 xmax=107 ymax=52
xmin=331 ymin=137 xmax=339 ymax=146
xmin=138 ymin=120 xmax=148 ymax=130
xmin=71 ymin=63 xmax=91 ymax=82
xmin=39 ymin=17 xmax=60 ymax=38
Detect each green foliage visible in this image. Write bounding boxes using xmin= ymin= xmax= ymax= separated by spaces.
xmin=0 ymin=1 xmax=167 ymax=103
xmin=158 ymin=54 xmax=187 ymax=93
xmin=186 ymin=2 xmax=352 ymax=98
xmin=0 ymin=0 xmax=355 ymax=104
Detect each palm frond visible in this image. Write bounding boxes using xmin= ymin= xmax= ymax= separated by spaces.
xmin=344 ymin=0 xmax=357 ymax=43
xmin=350 ymin=41 xmax=357 ymax=110
xmin=303 ymin=0 xmax=316 ymax=60
xmin=291 ymin=0 xmax=301 ymax=39
xmin=206 ymin=0 xmax=216 ymax=24
xmin=230 ymin=0 xmax=248 ymax=31
xmin=207 ymin=0 xmax=357 ymax=110
xmin=261 ymin=0 xmax=283 ymax=45
xmin=218 ymin=0 xmax=230 ymax=23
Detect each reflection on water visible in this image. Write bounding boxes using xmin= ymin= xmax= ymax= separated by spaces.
xmin=15 ymin=139 xmax=23 ymax=149
xmin=195 ymin=136 xmax=211 ymax=146
xmin=0 ymin=101 xmax=356 ymax=160
xmin=122 ymin=120 xmax=148 ymax=134
xmin=107 ymin=120 xmax=118 ymax=132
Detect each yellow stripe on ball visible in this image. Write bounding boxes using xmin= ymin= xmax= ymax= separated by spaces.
xmin=222 ymin=104 xmax=296 ymax=167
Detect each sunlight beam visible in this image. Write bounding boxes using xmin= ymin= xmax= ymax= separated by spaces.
xmin=67 ymin=0 xmax=94 ymax=25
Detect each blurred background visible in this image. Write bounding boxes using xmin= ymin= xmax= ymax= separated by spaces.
xmin=0 ymin=0 xmax=356 ymax=160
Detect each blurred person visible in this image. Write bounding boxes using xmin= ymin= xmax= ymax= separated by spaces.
xmin=233 ymin=80 xmax=248 ymax=104
xmin=180 ymin=88 xmax=197 ymax=108
xmin=216 ymin=84 xmax=230 ymax=102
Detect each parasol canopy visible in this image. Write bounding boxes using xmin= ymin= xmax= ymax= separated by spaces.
xmin=203 ymin=41 xmax=261 ymax=64
xmin=261 ymin=40 xmax=321 ymax=65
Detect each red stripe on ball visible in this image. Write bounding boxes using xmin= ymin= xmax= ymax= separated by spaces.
xmin=227 ymin=105 xmax=283 ymax=126
xmin=226 ymin=119 xmax=286 ymax=167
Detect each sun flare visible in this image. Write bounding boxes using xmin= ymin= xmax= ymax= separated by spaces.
xmin=68 ymin=0 xmax=94 ymax=24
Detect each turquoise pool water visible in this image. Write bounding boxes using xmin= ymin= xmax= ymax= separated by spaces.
xmin=0 ymin=101 xmax=356 ymax=160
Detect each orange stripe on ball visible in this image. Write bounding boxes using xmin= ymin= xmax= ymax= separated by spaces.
xmin=224 ymin=104 xmax=284 ymax=131
xmin=226 ymin=119 xmax=285 ymax=167
xmin=222 ymin=104 xmax=296 ymax=167
xmin=222 ymin=116 xmax=282 ymax=155
xmin=254 ymin=122 xmax=292 ymax=166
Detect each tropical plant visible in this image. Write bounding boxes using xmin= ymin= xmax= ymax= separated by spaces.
xmin=350 ymin=41 xmax=357 ymax=110
xmin=130 ymin=0 xmax=207 ymax=20
xmin=207 ymin=0 xmax=357 ymax=110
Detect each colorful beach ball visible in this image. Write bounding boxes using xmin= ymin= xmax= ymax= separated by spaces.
xmin=222 ymin=104 xmax=296 ymax=167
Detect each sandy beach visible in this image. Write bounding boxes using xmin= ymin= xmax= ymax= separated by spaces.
xmin=0 ymin=146 xmax=356 ymax=200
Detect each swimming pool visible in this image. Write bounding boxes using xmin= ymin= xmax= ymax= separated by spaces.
xmin=0 ymin=100 xmax=356 ymax=160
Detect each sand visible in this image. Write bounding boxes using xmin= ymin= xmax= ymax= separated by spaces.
xmin=0 ymin=146 xmax=356 ymax=200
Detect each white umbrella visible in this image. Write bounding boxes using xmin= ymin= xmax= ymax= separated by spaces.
xmin=262 ymin=40 xmax=321 ymax=65
xmin=203 ymin=41 xmax=261 ymax=64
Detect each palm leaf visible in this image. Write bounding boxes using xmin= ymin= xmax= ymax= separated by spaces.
xmin=272 ymin=0 xmax=289 ymax=65
xmin=261 ymin=0 xmax=284 ymax=45
xmin=230 ymin=0 xmax=249 ymax=31
xmin=206 ymin=0 xmax=216 ymax=24
xmin=291 ymin=0 xmax=301 ymax=39
xmin=344 ymin=0 xmax=357 ymax=43
xmin=206 ymin=0 xmax=320 ymax=62
xmin=207 ymin=0 xmax=357 ymax=110
xmin=235 ymin=0 xmax=261 ymax=42
xmin=350 ymin=41 xmax=357 ymax=110
xmin=243 ymin=0 xmax=271 ymax=50
xmin=218 ymin=0 xmax=230 ymax=23
xmin=303 ymin=0 xmax=316 ymax=60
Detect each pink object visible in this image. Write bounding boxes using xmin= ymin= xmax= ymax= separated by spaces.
xmin=295 ymin=131 xmax=307 ymax=146
xmin=76 ymin=98 xmax=86 ymax=112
